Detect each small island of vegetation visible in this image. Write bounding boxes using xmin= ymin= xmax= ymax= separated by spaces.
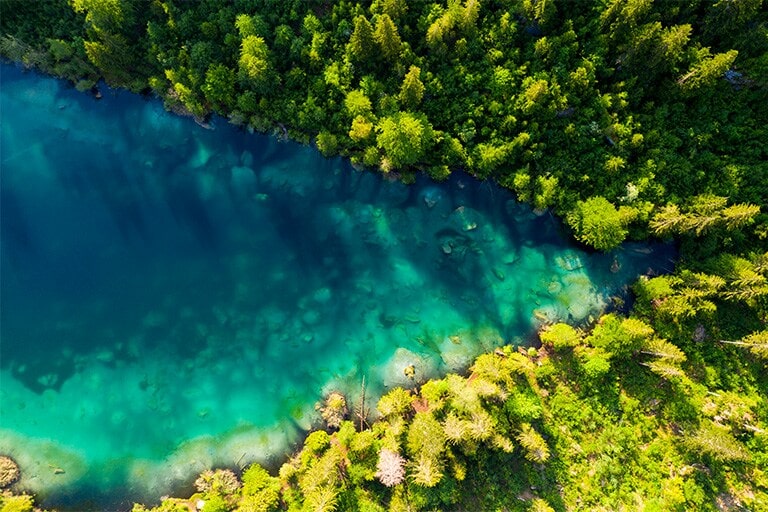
xmin=0 ymin=0 xmax=766 ymax=510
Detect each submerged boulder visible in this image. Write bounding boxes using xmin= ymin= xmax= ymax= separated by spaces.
xmin=448 ymin=206 xmax=481 ymax=232
xmin=230 ymin=166 xmax=256 ymax=190
xmin=380 ymin=348 xmax=438 ymax=389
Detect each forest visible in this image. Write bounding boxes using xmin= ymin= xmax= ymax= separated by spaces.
xmin=0 ymin=0 xmax=766 ymax=510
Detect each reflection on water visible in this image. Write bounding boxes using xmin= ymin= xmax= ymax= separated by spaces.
xmin=0 ymin=65 xmax=674 ymax=509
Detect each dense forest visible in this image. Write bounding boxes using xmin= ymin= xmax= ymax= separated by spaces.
xmin=1 ymin=0 xmax=767 ymax=511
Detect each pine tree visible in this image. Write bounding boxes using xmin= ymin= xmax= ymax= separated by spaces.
xmin=348 ymin=15 xmax=375 ymax=62
xmin=239 ymin=35 xmax=270 ymax=82
xmin=659 ymin=24 xmax=692 ymax=68
xmin=371 ymin=0 xmax=408 ymax=21
xmin=410 ymin=453 xmax=444 ymax=487
xmin=374 ymin=14 xmax=402 ymax=61
xmin=517 ymin=424 xmax=550 ymax=463
xmin=721 ymin=203 xmax=761 ymax=230
xmin=678 ymin=50 xmax=738 ymax=92
xmin=649 ymin=204 xmax=690 ymax=237
xmin=641 ymin=338 xmax=686 ymax=363
xmin=687 ymin=421 xmax=750 ymax=462
xmin=718 ymin=330 xmax=768 ymax=359
xmin=399 ymin=65 xmax=424 ymax=108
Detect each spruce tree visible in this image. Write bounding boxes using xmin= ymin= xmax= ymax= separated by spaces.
xmin=374 ymin=14 xmax=402 ymax=62
xmin=348 ymin=15 xmax=375 ymax=62
xmin=399 ymin=65 xmax=424 ymax=108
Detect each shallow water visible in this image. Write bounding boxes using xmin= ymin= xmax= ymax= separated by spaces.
xmin=0 ymin=65 xmax=674 ymax=509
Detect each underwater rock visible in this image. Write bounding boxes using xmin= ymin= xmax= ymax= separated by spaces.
xmin=506 ymin=200 xmax=537 ymax=221
xmin=533 ymin=305 xmax=561 ymax=325
xmin=310 ymin=289 xmax=335 ymax=309
xmin=547 ymin=280 xmax=562 ymax=294
xmin=142 ymin=311 xmax=167 ymax=328
xmin=448 ymin=206 xmax=481 ymax=232
xmin=240 ymin=150 xmax=254 ymax=167
xmin=0 ymin=456 xmax=20 ymax=487
xmin=380 ymin=348 xmax=438 ymax=389
xmin=230 ymin=166 xmax=256 ymax=190
xmin=302 ymin=309 xmax=320 ymax=326
xmin=379 ymin=312 xmax=398 ymax=328
xmin=95 ymin=350 xmax=114 ymax=363
xmin=419 ymin=186 xmax=444 ymax=209
xmin=555 ymin=252 xmax=584 ymax=271
xmin=439 ymin=337 xmax=479 ymax=373
xmin=567 ymin=300 xmax=594 ymax=322
xmin=36 ymin=373 xmax=58 ymax=388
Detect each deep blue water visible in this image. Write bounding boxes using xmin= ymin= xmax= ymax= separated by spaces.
xmin=0 ymin=64 xmax=674 ymax=509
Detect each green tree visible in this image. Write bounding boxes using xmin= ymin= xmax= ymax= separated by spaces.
xmin=567 ymin=196 xmax=628 ymax=251
xmin=370 ymin=0 xmax=408 ymax=21
xmin=239 ymin=35 xmax=270 ymax=84
xmin=540 ymin=323 xmax=582 ymax=351
xmin=374 ymin=14 xmax=402 ymax=61
xmin=686 ymin=421 xmax=750 ymax=462
xmin=517 ymin=424 xmax=550 ymax=463
xmin=376 ymin=112 xmax=434 ymax=168
xmin=588 ymin=315 xmax=654 ymax=358
xmin=201 ymin=64 xmax=235 ymax=111
xmin=348 ymin=15 xmax=376 ymax=62
xmin=349 ymin=116 xmax=374 ymax=142
xmin=344 ymin=89 xmax=373 ymax=117
xmin=649 ymin=204 xmax=690 ymax=237
xmin=718 ymin=330 xmax=768 ymax=359
xmin=71 ymin=0 xmax=123 ymax=34
xmin=398 ymin=65 xmax=424 ymax=108
xmin=721 ymin=203 xmax=761 ymax=230
xmin=678 ymin=50 xmax=738 ymax=92
xmin=239 ymin=464 xmax=280 ymax=512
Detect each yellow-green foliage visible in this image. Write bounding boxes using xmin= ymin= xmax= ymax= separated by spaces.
xmin=539 ymin=323 xmax=582 ymax=351
xmin=0 ymin=493 xmax=34 ymax=512
xmin=240 ymin=464 xmax=280 ymax=511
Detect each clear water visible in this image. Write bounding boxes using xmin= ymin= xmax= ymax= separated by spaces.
xmin=0 ymin=65 xmax=674 ymax=509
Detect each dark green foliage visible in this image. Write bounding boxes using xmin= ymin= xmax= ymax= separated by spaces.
xmin=2 ymin=0 xmax=764 ymax=231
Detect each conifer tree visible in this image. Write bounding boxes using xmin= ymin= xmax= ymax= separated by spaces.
xmin=374 ymin=14 xmax=402 ymax=61
xmin=348 ymin=15 xmax=375 ymax=62
xmin=239 ymin=35 xmax=270 ymax=83
xmin=721 ymin=203 xmax=761 ymax=230
xmin=370 ymin=0 xmax=408 ymax=21
xmin=517 ymin=424 xmax=550 ymax=463
xmin=399 ymin=65 xmax=424 ymax=108
xmin=678 ymin=50 xmax=738 ymax=92
xmin=649 ymin=204 xmax=690 ymax=237
xmin=687 ymin=421 xmax=750 ymax=462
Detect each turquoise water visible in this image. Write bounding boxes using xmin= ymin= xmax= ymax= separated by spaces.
xmin=0 ymin=65 xmax=674 ymax=509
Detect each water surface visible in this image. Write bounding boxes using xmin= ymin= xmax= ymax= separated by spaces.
xmin=0 ymin=65 xmax=674 ymax=509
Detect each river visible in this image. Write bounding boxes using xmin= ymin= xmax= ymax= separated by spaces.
xmin=0 ymin=64 xmax=674 ymax=509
